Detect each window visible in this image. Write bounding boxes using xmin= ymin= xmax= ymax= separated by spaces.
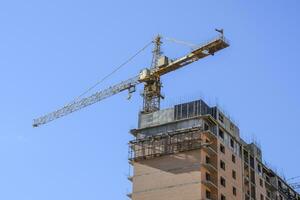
xmin=204 ymin=123 xmax=209 ymax=131
xmin=260 ymin=179 xmax=263 ymax=187
xmin=232 ymin=170 xmax=236 ymax=179
xmin=220 ymin=144 xmax=225 ymax=154
xmin=266 ymin=176 xmax=270 ymax=183
xmin=232 ymin=154 xmax=236 ymax=163
xmin=205 ymin=138 xmax=210 ymax=144
xmin=267 ymin=190 xmax=271 ymax=198
xmin=260 ymin=194 xmax=264 ymax=200
xmin=233 ymin=187 xmax=237 ymax=196
xmin=250 ymin=170 xmax=255 ymax=183
xmin=206 ymin=172 xmax=211 ymax=181
xmin=230 ymin=138 xmax=234 ymax=148
xmin=181 ymin=103 xmax=187 ymax=118
xmin=219 ymin=129 xmax=224 ymax=139
xmin=221 ymin=194 xmax=226 ymax=200
xmin=220 ymin=160 xmax=226 ymax=170
xmin=278 ymin=181 xmax=282 ymax=188
xmin=220 ymin=177 xmax=226 ymax=187
xmin=206 ymin=156 xmax=210 ymax=164
xmin=219 ymin=113 xmax=224 ymax=123
xmin=206 ymin=190 xmax=211 ymax=199
xmin=230 ymin=122 xmax=234 ymax=130
xmin=258 ymin=164 xmax=262 ymax=173
xmin=251 ymin=185 xmax=256 ymax=199
xmin=250 ymin=156 xmax=254 ymax=168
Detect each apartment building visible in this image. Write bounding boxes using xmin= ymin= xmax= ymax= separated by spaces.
xmin=128 ymin=99 xmax=299 ymax=200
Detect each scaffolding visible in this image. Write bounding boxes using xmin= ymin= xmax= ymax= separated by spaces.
xmin=128 ymin=127 xmax=210 ymax=161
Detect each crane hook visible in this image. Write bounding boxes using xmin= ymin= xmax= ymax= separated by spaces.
xmin=127 ymin=86 xmax=136 ymax=100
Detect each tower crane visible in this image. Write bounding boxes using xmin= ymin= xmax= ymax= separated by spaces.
xmin=33 ymin=30 xmax=229 ymax=127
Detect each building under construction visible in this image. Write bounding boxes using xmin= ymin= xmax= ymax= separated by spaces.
xmin=128 ymin=99 xmax=300 ymax=200
xmin=32 ymin=30 xmax=299 ymax=200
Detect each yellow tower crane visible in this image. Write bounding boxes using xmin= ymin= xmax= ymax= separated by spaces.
xmin=33 ymin=30 xmax=229 ymax=127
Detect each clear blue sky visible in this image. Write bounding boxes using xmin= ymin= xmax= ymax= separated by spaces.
xmin=0 ymin=0 xmax=299 ymax=199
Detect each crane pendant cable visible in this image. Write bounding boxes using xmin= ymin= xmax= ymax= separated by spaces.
xmin=69 ymin=40 xmax=152 ymax=104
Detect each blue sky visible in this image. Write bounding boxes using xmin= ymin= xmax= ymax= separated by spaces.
xmin=0 ymin=0 xmax=299 ymax=199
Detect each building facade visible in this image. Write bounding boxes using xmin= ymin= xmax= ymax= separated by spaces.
xmin=128 ymin=99 xmax=299 ymax=200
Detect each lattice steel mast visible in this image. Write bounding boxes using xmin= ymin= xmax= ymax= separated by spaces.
xmin=142 ymin=35 xmax=163 ymax=113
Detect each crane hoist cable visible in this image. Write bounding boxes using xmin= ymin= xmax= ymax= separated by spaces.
xmin=69 ymin=40 xmax=153 ymax=104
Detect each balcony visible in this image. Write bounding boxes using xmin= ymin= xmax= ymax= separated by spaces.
xmin=202 ymin=162 xmax=217 ymax=172
xmin=203 ymin=145 xmax=217 ymax=156
xmin=264 ymin=175 xmax=277 ymax=191
xmin=202 ymin=179 xmax=218 ymax=190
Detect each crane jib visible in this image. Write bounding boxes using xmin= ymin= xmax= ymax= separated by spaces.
xmin=33 ymin=76 xmax=140 ymax=127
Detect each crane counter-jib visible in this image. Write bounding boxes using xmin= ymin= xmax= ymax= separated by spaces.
xmin=152 ymin=37 xmax=229 ymax=77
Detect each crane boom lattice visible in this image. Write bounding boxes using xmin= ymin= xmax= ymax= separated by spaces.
xmin=33 ymin=76 xmax=140 ymax=127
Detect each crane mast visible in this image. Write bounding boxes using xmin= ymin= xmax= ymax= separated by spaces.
xmin=140 ymin=33 xmax=229 ymax=113
xmin=142 ymin=35 xmax=163 ymax=113
xmin=33 ymin=31 xmax=229 ymax=127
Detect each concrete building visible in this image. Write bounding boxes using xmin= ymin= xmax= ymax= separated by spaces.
xmin=128 ymin=99 xmax=299 ymax=200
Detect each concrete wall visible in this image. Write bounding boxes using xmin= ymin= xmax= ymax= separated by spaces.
xmin=132 ymin=150 xmax=202 ymax=200
xmin=139 ymin=108 xmax=174 ymax=129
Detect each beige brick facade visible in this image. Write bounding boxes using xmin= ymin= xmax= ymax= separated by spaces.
xmin=128 ymin=100 xmax=299 ymax=200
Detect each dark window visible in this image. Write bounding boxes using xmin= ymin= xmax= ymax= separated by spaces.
xmin=232 ymin=154 xmax=236 ymax=163
xmin=220 ymin=144 xmax=225 ymax=154
xmin=221 ymin=194 xmax=226 ymax=200
xmin=220 ymin=177 xmax=226 ymax=187
xmin=233 ymin=187 xmax=237 ymax=196
xmin=267 ymin=190 xmax=271 ymax=198
xmin=230 ymin=122 xmax=234 ymax=130
xmin=250 ymin=170 xmax=255 ymax=183
xmin=206 ymin=172 xmax=211 ymax=181
xmin=182 ymin=104 xmax=187 ymax=118
xmin=205 ymin=156 xmax=210 ymax=164
xmin=250 ymin=156 xmax=254 ymax=168
xmin=278 ymin=181 xmax=282 ymax=188
xmin=230 ymin=138 xmax=234 ymax=148
xmin=188 ymin=102 xmax=194 ymax=118
xmin=204 ymin=123 xmax=209 ymax=131
xmin=219 ymin=113 xmax=224 ymax=123
xmin=258 ymin=164 xmax=262 ymax=173
xmin=232 ymin=170 xmax=236 ymax=179
xmin=251 ymin=185 xmax=256 ymax=198
xmin=260 ymin=179 xmax=263 ymax=187
xmin=206 ymin=190 xmax=211 ymax=199
xmin=219 ymin=129 xmax=224 ymax=139
xmin=260 ymin=194 xmax=264 ymax=200
xmin=220 ymin=160 xmax=226 ymax=170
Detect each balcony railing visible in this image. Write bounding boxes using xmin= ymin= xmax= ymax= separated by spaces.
xmin=129 ymin=127 xmax=207 ymax=161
